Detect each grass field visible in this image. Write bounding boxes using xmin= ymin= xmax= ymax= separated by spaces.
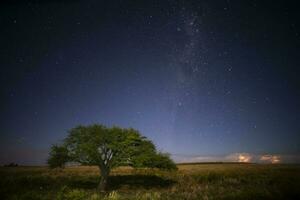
xmin=1 ymin=163 xmax=300 ymax=200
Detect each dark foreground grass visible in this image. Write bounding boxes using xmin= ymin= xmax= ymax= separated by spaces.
xmin=0 ymin=164 xmax=300 ymax=199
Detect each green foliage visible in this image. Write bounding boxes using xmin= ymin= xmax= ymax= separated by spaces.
xmin=48 ymin=124 xmax=176 ymax=191
xmin=150 ymin=153 xmax=178 ymax=170
xmin=130 ymin=152 xmax=177 ymax=170
xmin=47 ymin=145 xmax=69 ymax=169
xmin=63 ymin=124 xmax=175 ymax=170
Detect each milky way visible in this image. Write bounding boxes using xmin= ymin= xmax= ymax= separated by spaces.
xmin=0 ymin=1 xmax=299 ymax=165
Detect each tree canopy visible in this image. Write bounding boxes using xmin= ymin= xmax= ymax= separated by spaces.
xmin=47 ymin=144 xmax=69 ymax=169
xmin=48 ymin=124 xmax=177 ymax=191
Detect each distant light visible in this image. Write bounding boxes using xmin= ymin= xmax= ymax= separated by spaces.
xmin=238 ymin=154 xmax=252 ymax=162
xmin=260 ymin=155 xmax=281 ymax=164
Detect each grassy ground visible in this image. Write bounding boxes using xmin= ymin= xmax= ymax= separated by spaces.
xmin=0 ymin=163 xmax=300 ymax=199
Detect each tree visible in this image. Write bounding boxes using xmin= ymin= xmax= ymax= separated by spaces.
xmin=48 ymin=124 xmax=177 ymax=191
xmin=47 ymin=144 xmax=70 ymax=169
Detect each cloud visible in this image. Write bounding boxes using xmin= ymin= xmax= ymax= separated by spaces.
xmin=173 ymin=153 xmax=300 ymax=164
xmin=225 ymin=153 xmax=253 ymax=163
xmin=260 ymin=155 xmax=281 ymax=164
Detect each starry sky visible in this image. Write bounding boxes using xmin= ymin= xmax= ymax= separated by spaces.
xmin=1 ymin=0 xmax=300 ymax=165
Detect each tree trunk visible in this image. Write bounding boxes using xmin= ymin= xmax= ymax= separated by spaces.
xmin=98 ymin=166 xmax=109 ymax=192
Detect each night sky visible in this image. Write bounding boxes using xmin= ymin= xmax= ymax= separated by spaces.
xmin=1 ymin=0 xmax=300 ymax=165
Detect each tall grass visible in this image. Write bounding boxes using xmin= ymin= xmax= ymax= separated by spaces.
xmin=0 ymin=164 xmax=299 ymax=199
